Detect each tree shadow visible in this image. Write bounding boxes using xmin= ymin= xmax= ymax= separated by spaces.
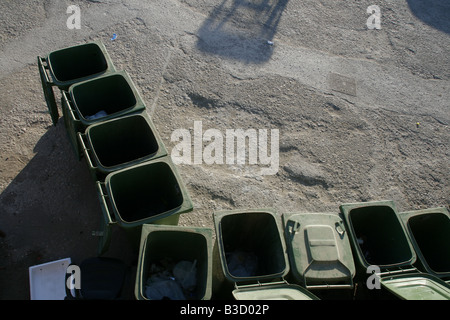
xmin=407 ymin=0 xmax=450 ymax=34
xmin=196 ymin=0 xmax=289 ymax=64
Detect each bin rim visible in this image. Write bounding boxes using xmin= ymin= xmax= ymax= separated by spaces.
xmin=68 ymin=70 xmax=146 ymax=126
xmin=47 ymin=41 xmax=116 ymax=87
xmin=84 ymin=112 xmax=168 ymax=173
xmin=339 ymin=200 xmax=417 ymax=271
xmin=135 ymin=224 xmax=214 ymax=300
xmin=104 ymin=156 xmax=193 ymax=228
xmin=212 ymin=208 xmax=291 ymax=284
xmin=399 ymin=207 xmax=450 ymax=280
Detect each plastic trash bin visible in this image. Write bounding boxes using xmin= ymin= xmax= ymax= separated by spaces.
xmin=135 ymin=224 xmax=213 ymax=300
xmin=61 ymin=71 xmax=146 ymax=159
xmin=399 ymin=207 xmax=450 ymax=282
xmin=77 ymin=112 xmax=167 ymax=181
xmin=95 ymin=156 xmax=193 ymax=255
xmin=340 ymin=200 xmax=450 ymax=300
xmin=282 ymin=212 xmax=355 ymax=290
xmin=38 ymin=42 xmax=116 ymax=125
xmin=213 ymin=209 xmax=320 ymax=300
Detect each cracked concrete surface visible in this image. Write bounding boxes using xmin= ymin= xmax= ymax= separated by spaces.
xmin=0 ymin=0 xmax=449 ymax=299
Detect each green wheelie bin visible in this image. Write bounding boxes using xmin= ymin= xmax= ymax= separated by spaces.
xmin=95 ymin=156 xmax=193 ymax=255
xmin=61 ymin=70 xmax=146 ymax=159
xmin=340 ymin=200 xmax=450 ymax=300
xmin=135 ymin=224 xmax=213 ymax=300
xmin=77 ymin=112 xmax=167 ymax=182
xmin=38 ymin=41 xmax=116 ymax=126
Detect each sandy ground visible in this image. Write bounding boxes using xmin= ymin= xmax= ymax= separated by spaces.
xmin=0 ymin=0 xmax=449 ymax=300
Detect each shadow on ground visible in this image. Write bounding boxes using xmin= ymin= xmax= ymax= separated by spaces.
xmin=407 ymin=0 xmax=450 ymax=34
xmin=0 ymin=120 xmax=136 ymax=300
xmin=196 ymin=0 xmax=289 ymax=63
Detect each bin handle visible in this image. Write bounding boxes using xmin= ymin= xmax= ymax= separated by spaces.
xmin=95 ymin=181 xmax=114 ymax=225
xmin=77 ymin=132 xmax=97 ymax=170
xmin=61 ymin=90 xmax=79 ymax=122
xmin=38 ymin=56 xmax=59 ymax=126
xmin=37 ymin=56 xmax=53 ymax=85
xmin=335 ymin=221 xmax=346 ymax=238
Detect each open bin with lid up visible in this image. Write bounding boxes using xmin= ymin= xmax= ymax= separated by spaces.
xmin=213 ymin=209 xmax=321 ymax=300
xmin=61 ymin=70 xmax=146 ymax=159
xmin=38 ymin=42 xmax=116 ymax=126
xmin=77 ymin=112 xmax=167 ymax=181
xmin=399 ymin=207 xmax=450 ymax=283
xmin=95 ymin=156 xmax=193 ymax=255
xmin=340 ymin=200 xmax=450 ymax=300
xmin=135 ymin=224 xmax=213 ymax=300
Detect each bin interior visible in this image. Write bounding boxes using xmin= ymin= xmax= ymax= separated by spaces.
xmin=72 ymin=74 xmax=137 ymax=120
xmin=219 ymin=212 xmax=286 ymax=279
xmin=109 ymin=162 xmax=183 ymax=223
xmin=407 ymin=213 xmax=450 ymax=273
xmin=349 ymin=205 xmax=413 ymax=266
xmin=88 ymin=115 xmax=159 ymax=168
xmin=141 ymin=230 xmax=209 ymax=300
xmin=48 ymin=43 xmax=108 ymax=82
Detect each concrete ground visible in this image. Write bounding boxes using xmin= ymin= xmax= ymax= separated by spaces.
xmin=0 ymin=0 xmax=448 ymax=300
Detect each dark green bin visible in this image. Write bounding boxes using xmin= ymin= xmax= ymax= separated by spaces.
xmin=399 ymin=207 xmax=450 ymax=282
xmin=38 ymin=41 xmax=116 ymax=125
xmin=61 ymin=71 xmax=146 ymax=159
xmin=135 ymin=224 xmax=213 ymax=300
xmin=96 ymin=157 xmax=193 ymax=255
xmin=340 ymin=201 xmax=450 ymax=300
xmin=78 ymin=112 xmax=167 ymax=181
xmin=213 ymin=209 xmax=319 ymax=300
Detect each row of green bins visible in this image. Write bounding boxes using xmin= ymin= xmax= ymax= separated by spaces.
xmin=340 ymin=200 xmax=450 ymax=300
xmin=212 ymin=208 xmax=356 ymax=300
xmin=38 ymin=42 xmax=116 ymax=126
xmin=77 ymin=112 xmax=168 ymax=181
xmin=60 ymin=70 xmax=146 ymax=160
xmin=95 ymin=156 xmax=193 ymax=255
xmin=135 ymin=224 xmax=213 ymax=300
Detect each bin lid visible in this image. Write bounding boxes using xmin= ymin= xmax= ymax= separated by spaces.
xmin=283 ymin=212 xmax=356 ymax=289
xmin=399 ymin=207 xmax=450 ymax=280
xmin=232 ymin=282 xmax=319 ymax=300
xmin=339 ymin=200 xmax=417 ymax=271
xmin=380 ymin=273 xmax=450 ymax=300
